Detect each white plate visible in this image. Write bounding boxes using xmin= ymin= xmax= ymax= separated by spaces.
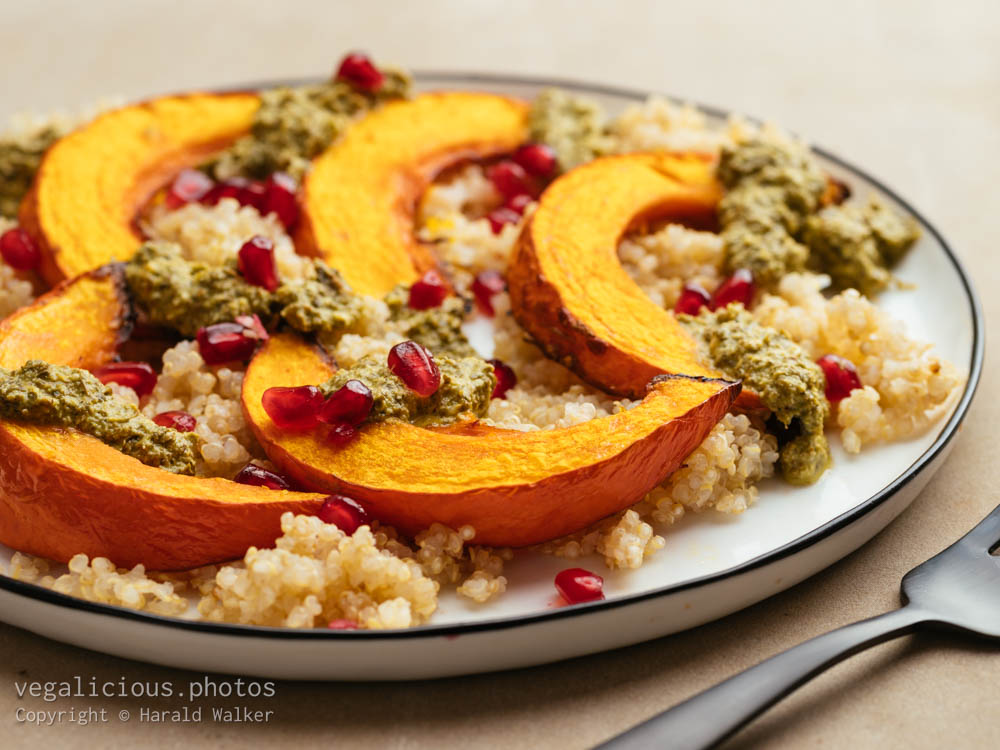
xmin=0 ymin=73 xmax=983 ymax=680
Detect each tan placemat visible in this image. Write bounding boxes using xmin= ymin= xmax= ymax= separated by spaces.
xmin=2 ymin=1 xmax=998 ymax=747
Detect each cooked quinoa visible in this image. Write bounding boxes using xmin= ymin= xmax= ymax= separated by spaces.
xmin=0 ymin=216 xmax=35 ymax=318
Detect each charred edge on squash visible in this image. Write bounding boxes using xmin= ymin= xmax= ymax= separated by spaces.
xmin=647 ymin=372 xmax=741 ymax=392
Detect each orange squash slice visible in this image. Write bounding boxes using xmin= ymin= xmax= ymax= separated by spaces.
xmin=0 ymin=267 xmax=325 ymax=570
xmin=294 ymin=92 xmax=529 ymax=296
xmin=241 ymin=333 xmax=740 ymax=546
xmin=19 ymin=92 xmax=260 ymax=286
xmin=507 ymin=152 xmax=730 ymax=400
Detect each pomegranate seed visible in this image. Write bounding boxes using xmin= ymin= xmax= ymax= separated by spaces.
xmin=197 ymin=321 xmax=259 ymax=365
xmin=487 ymin=207 xmax=522 ymax=235
xmin=674 ymin=283 xmax=712 ymax=316
xmin=408 ymin=269 xmax=449 ymax=310
xmin=233 ymin=462 xmax=292 ymax=490
xmin=711 ymin=268 xmax=755 ymax=310
xmin=327 ymin=619 xmax=359 ymax=630
xmin=165 ymin=169 xmax=214 ymax=209
xmin=505 ymin=193 xmax=533 ymax=215
xmin=239 ymin=180 xmax=268 ymax=213
xmin=262 ymin=172 xmax=299 ymax=230
xmin=200 ymin=177 xmax=248 ymax=206
xmin=152 ymin=410 xmax=197 ymax=432
xmin=487 ymin=160 xmax=534 ymax=200
xmin=388 ymin=341 xmax=440 ymax=397
xmin=555 ymin=568 xmax=605 ymax=604
xmin=0 ymin=228 xmax=41 ymax=271
xmin=234 ymin=313 xmax=269 ymax=342
xmin=238 ymin=235 xmax=280 ymax=292
xmin=261 ymin=385 xmax=324 ymax=431
xmin=317 ymin=494 xmax=370 ymax=534
xmin=320 ymin=379 xmax=373 ymax=426
xmin=513 ymin=143 xmax=557 ymax=178
xmin=488 ymin=359 xmax=517 ymax=399
xmin=472 ymin=270 xmax=506 ymax=316
xmin=94 ymin=362 xmax=157 ymax=397
xmin=336 ymin=52 xmax=384 ymax=92
xmin=327 ymin=422 xmax=359 ymax=447
xmin=817 ymin=354 xmax=863 ymax=403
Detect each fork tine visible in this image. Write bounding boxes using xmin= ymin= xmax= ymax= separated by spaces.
xmin=958 ymin=502 xmax=1000 ymax=550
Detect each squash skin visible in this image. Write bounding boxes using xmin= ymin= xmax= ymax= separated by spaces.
xmin=241 ymin=333 xmax=740 ymax=546
xmin=295 ymin=92 xmax=529 ymax=296
xmin=0 ymin=268 xmax=326 ymax=571
xmin=20 ymin=92 xmax=260 ymax=287
xmin=507 ymin=152 xmax=736 ymax=400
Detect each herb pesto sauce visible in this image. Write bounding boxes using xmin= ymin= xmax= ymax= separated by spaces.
xmin=322 ymin=354 xmax=495 ymax=427
xmin=527 ymin=88 xmax=610 ymax=171
xmin=125 ymin=242 xmax=362 ymax=338
xmin=384 ymin=285 xmax=475 ymax=358
xmin=0 ymin=360 xmax=199 ymax=475
xmin=0 ymin=125 xmax=63 ymax=219
xmin=718 ymin=139 xmax=919 ymax=292
xmin=680 ymin=305 xmax=831 ymax=485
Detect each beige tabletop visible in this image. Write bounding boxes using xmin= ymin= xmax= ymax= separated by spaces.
xmin=2 ymin=1 xmax=999 ymax=747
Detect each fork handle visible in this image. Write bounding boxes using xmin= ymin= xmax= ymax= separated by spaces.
xmin=596 ymin=605 xmax=929 ymax=750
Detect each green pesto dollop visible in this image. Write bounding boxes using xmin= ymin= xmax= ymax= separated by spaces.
xmin=0 ymin=360 xmax=198 ymax=475
xmin=0 ymin=125 xmax=63 ymax=219
xmin=321 ymin=353 xmax=495 ymax=427
xmin=680 ymin=305 xmax=831 ymax=486
xmin=527 ymin=88 xmax=610 ymax=171
xmin=125 ymin=242 xmax=362 ymax=338
xmin=384 ymin=284 xmax=475 ymax=358
xmin=803 ymin=194 xmax=920 ymax=295
xmin=717 ymin=139 xmax=827 ymax=286
xmin=209 ymin=71 xmax=411 ymax=181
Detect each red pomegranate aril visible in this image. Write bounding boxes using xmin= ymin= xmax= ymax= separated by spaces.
xmin=200 ymin=177 xmax=248 ymax=206
xmin=317 ymin=494 xmax=370 ymax=534
xmin=488 ymin=359 xmax=517 ymax=399
xmin=487 ymin=207 xmax=521 ymax=235
xmin=472 ymin=269 xmax=506 ymax=316
xmin=505 ymin=193 xmax=533 ymax=215
xmin=197 ymin=321 xmax=259 ymax=365
xmin=234 ymin=313 xmax=269 ymax=342
xmin=0 ymin=228 xmax=41 ymax=271
xmin=817 ymin=354 xmax=862 ymax=403
xmin=320 ymin=379 xmax=374 ymax=426
xmin=233 ymin=462 xmax=292 ymax=491
xmin=388 ymin=341 xmax=440 ymax=397
xmin=261 ymin=385 xmax=324 ymax=431
xmin=336 ymin=52 xmax=384 ymax=92
xmin=262 ymin=172 xmax=300 ymax=230
xmin=165 ymin=168 xmax=214 ymax=209
xmin=94 ymin=361 xmax=158 ymax=397
xmin=238 ymin=235 xmax=280 ymax=291
xmin=711 ymin=268 xmax=755 ymax=310
xmin=555 ymin=568 xmax=605 ymax=604
xmin=408 ymin=269 xmax=449 ymax=310
xmin=239 ymin=180 xmax=268 ymax=212
xmin=152 ymin=410 xmax=197 ymax=433
xmin=674 ymin=283 xmax=712 ymax=316
xmin=327 ymin=619 xmax=359 ymax=630
xmin=513 ymin=142 xmax=557 ymax=178
xmin=327 ymin=422 xmax=359 ymax=447
xmin=487 ymin=160 xmax=533 ymax=201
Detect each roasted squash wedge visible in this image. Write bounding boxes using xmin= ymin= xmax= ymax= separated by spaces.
xmin=241 ymin=333 xmax=740 ymax=546
xmin=295 ymin=92 xmax=529 ymax=296
xmin=20 ymin=93 xmax=260 ymax=286
xmin=508 ymin=152 xmax=733 ymax=400
xmin=0 ymin=267 xmax=325 ymax=570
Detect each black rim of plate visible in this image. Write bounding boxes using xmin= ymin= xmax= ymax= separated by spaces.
xmin=0 ymin=71 xmax=985 ymax=642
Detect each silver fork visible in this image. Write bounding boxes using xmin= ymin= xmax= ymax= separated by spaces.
xmin=597 ymin=503 xmax=1000 ymax=750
